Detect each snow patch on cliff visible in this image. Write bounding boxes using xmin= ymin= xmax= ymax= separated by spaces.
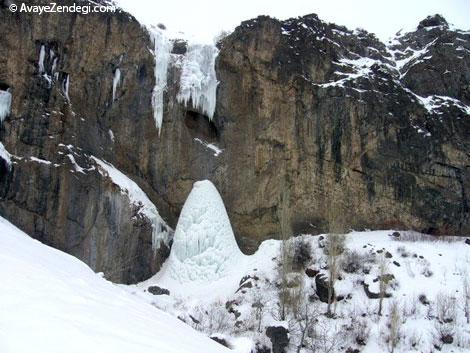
xmin=92 ymin=157 xmax=172 ymax=250
xmin=159 ymin=180 xmax=243 ymax=284
xmin=0 ymin=142 xmax=12 ymax=170
xmin=150 ymin=28 xmax=172 ymax=132
xmin=0 ymin=89 xmax=12 ymax=122
xmin=177 ymin=44 xmax=219 ymax=119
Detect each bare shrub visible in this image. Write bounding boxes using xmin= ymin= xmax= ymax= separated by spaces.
xmin=407 ymin=330 xmax=423 ymax=349
xmin=292 ymin=237 xmax=312 ymax=271
xmin=433 ymin=293 xmax=457 ymax=345
xmin=392 ymin=231 xmax=461 ymax=243
xmin=385 ymin=301 xmax=402 ymax=353
xmin=341 ymin=250 xmax=362 ymax=273
xmin=378 ymin=255 xmax=392 ymax=316
xmin=352 ymin=317 xmax=370 ymax=346
xmin=464 ymin=274 xmax=470 ymax=324
xmin=325 ymin=233 xmax=345 ymax=317
xmin=190 ymin=302 xmax=233 ymax=334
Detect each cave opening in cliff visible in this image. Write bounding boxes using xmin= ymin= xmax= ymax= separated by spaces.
xmin=0 ymin=82 xmax=10 ymax=91
xmin=184 ymin=109 xmax=219 ymax=141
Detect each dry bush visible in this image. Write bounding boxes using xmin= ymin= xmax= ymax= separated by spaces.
xmin=385 ymin=301 xmax=402 ymax=353
xmin=292 ymin=237 xmax=312 ymax=271
xmin=392 ymin=231 xmax=461 ymax=243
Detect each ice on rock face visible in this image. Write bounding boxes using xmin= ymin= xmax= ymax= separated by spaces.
xmin=0 ymin=89 xmax=12 ymax=122
xmin=167 ymin=180 xmax=243 ymax=282
xmin=150 ymin=28 xmax=172 ymax=132
xmin=38 ymin=45 xmax=46 ymax=74
xmin=177 ymin=44 xmax=219 ymax=119
xmin=0 ymin=142 xmax=12 ymax=170
xmin=112 ymin=68 xmax=121 ymax=101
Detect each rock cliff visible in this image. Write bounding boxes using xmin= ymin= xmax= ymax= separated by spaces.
xmin=0 ymin=1 xmax=468 ymax=282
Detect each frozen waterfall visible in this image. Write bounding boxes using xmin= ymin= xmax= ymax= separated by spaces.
xmin=177 ymin=44 xmax=219 ymax=119
xmin=166 ymin=180 xmax=243 ymax=282
xmin=0 ymin=89 xmax=12 ymax=123
xmin=150 ymin=28 xmax=172 ymax=133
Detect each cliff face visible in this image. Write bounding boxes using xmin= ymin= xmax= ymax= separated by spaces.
xmin=0 ymin=0 xmax=468 ymax=283
xmin=0 ymin=0 xmax=172 ymax=283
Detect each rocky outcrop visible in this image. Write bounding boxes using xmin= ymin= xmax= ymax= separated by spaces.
xmin=0 ymin=1 xmax=468 ymax=283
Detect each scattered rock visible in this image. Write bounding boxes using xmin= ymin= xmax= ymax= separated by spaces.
xmin=393 ymin=261 xmax=401 ymax=267
xmin=147 ymin=286 xmax=170 ymax=296
xmin=266 ymin=326 xmax=289 ymax=353
xmin=189 ymin=315 xmax=200 ymax=325
xmin=305 ymin=267 xmax=319 ymax=277
xmin=419 ymin=294 xmax=430 ymax=305
xmin=441 ymin=334 xmax=453 ymax=344
xmin=236 ymin=281 xmax=253 ymax=293
xmin=315 ymin=274 xmax=335 ymax=303
xmin=362 ymin=282 xmax=391 ymax=299
xmin=385 ymin=251 xmax=393 ymax=258
xmin=391 ymin=232 xmax=401 ymax=238
xmin=210 ymin=335 xmax=231 ymax=348
xmin=465 ymin=238 xmax=470 ymax=246
xmin=254 ymin=343 xmax=271 ymax=353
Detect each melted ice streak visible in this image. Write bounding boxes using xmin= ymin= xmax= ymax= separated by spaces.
xmin=112 ymin=68 xmax=121 ymax=101
xmin=38 ymin=45 xmax=46 ymax=74
xmin=167 ymin=180 xmax=244 ymax=282
xmin=177 ymin=44 xmax=219 ymax=119
xmin=91 ymin=157 xmax=172 ymax=250
xmin=0 ymin=90 xmax=12 ymax=122
xmin=150 ymin=29 xmax=172 ymax=132
xmin=63 ymin=74 xmax=70 ymax=101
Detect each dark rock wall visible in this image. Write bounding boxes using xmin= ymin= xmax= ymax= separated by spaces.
xmin=0 ymin=1 xmax=468 ymax=282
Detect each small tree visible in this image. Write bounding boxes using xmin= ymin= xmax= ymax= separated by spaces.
xmin=277 ymin=188 xmax=293 ymax=321
xmin=325 ymin=233 xmax=344 ymax=317
xmin=252 ymin=292 xmax=265 ymax=333
xmin=464 ymin=274 xmax=470 ymax=324
xmin=387 ymin=301 xmax=401 ymax=353
xmin=378 ymin=255 xmax=391 ymax=316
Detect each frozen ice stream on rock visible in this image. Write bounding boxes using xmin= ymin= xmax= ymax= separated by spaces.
xmin=164 ymin=180 xmax=244 ymax=283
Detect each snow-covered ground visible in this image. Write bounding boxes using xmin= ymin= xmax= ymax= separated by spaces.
xmin=134 ymin=225 xmax=470 ymax=352
xmin=0 ymin=216 xmax=229 ymax=353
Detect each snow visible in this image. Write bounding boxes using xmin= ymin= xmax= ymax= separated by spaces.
xmin=150 ymin=28 xmax=172 ymax=132
xmin=155 ymin=180 xmax=244 ymax=285
xmin=91 ymin=157 xmax=172 ymax=250
xmin=0 ymin=89 xmax=12 ymax=122
xmin=0 ymin=142 xmax=12 ymax=169
xmin=0 ymin=216 xmax=228 ymax=353
xmin=137 ymin=230 xmax=470 ymax=353
xmin=112 ymin=68 xmax=121 ymax=101
xmin=177 ymin=44 xmax=219 ymax=119
xmin=194 ymin=138 xmax=223 ymax=156
xmin=38 ymin=44 xmax=46 ymax=74
xmin=30 ymin=156 xmax=52 ymax=165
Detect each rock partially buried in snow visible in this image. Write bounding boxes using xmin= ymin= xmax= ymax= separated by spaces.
xmin=167 ymin=180 xmax=244 ymax=282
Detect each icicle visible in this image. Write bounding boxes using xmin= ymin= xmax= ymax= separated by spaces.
xmin=0 ymin=89 xmax=12 ymax=123
xmin=62 ymin=74 xmax=70 ymax=101
xmin=149 ymin=28 xmax=172 ymax=133
xmin=112 ymin=68 xmax=121 ymax=101
xmin=38 ymin=45 xmax=46 ymax=74
xmin=177 ymin=44 xmax=219 ymax=119
xmin=51 ymin=57 xmax=58 ymax=76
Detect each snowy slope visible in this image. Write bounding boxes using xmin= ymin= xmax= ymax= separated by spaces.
xmin=136 ymin=230 xmax=470 ymax=353
xmin=0 ymin=216 xmax=228 ymax=353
